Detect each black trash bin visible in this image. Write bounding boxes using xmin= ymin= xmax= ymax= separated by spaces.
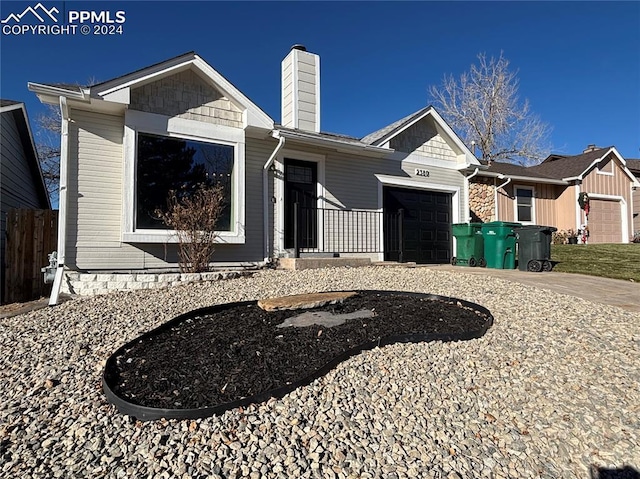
xmin=514 ymin=225 xmax=557 ymax=272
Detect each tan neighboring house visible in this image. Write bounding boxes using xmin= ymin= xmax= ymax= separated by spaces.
xmin=627 ymin=159 xmax=640 ymax=236
xmin=28 ymin=47 xmax=480 ymax=301
xmin=468 ymin=146 xmax=640 ymax=243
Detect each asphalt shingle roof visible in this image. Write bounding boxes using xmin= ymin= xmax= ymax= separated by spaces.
xmin=626 ymin=159 xmax=640 ymax=174
xmin=0 ymin=99 xmax=21 ymax=108
xmin=360 ymin=107 xmax=431 ymax=145
xmin=532 ymin=148 xmax=612 ymax=179
xmin=484 ymin=147 xmax=615 ymax=180
xmin=479 ymin=160 xmax=557 ymax=179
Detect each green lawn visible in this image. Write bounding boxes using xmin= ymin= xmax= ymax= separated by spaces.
xmin=551 ymin=243 xmax=640 ymax=282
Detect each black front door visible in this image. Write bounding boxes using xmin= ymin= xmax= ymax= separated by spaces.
xmin=284 ymin=159 xmax=317 ymax=249
xmin=383 ymin=187 xmax=452 ymax=263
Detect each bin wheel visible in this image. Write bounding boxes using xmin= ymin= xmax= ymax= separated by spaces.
xmin=479 ymin=258 xmax=487 ymax=268
xmin=468 ymin=257 xmax=477 ymax=267
xmin=542 ymin=260 xmax=552 ymax=272
xmin=451 ymin=257 xmax=457 ymax=266
xmin=527 ymin=260 xmax=543 ymax=272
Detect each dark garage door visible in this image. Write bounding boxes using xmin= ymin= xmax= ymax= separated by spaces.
xmin=383 ymin=187 xmax=452 ymax=263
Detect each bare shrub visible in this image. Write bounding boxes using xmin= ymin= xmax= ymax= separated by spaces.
xmin=157 ymin=184 xmax=226 ymax=273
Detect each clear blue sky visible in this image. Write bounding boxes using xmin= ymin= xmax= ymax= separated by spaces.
xmin=2 ymin=1 xmax=639 ymax=159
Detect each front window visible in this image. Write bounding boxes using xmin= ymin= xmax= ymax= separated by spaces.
xmin=136 ymin=133 xmax=233 ymax=231
xmin=516 ymin=187 xmax=534 ymax=222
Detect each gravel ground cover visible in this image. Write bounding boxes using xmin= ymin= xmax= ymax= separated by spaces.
xmin=1 ymin=266 xmax=639 ymax=478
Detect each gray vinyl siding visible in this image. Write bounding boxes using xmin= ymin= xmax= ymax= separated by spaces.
xmin=281 ymin=55 xmax=294 ymax=128
xmin=66 ymin=108 xmax=131 ymax=269
xmin=275 ymin=143 xmax=467 ymax=255
xmin=281 ymin=49 xmax=319 ymax=132
xmin=1 ymin=109 xmax=49 ymax=301
xmin=66 ymin=107 xmax=274 ymax=270
xmin=325 ymin=154 xmax=465 ymax=218
xmin=1 ymin=111 xmax=45 ymax=216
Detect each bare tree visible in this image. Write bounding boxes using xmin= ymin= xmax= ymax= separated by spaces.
xmin=429 ymin=52 xmax=551 ymax=166
xmin=34 ymin=78 xmax=99 ymax=205
xmin=35 ymin=104 xmax=62 ymax=205
xmin=156 ymin=184 xmax=226 ymax=273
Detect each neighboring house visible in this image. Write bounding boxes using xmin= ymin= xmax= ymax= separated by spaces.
xmin=0 ymin=100 xmax=51 ymax=303
xmin=28 ymin=47 xmax=480 ymax=298
xmin=467 ymin=146 xmax=640 ymax=243
xmin=627 ymin=159 xmax=640 ymax=235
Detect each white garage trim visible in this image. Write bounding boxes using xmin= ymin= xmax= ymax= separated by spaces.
xmin=588 ymin=194 xmax=628 ymax=243
xmin=375 ymin=174 xmax=461 ymax=261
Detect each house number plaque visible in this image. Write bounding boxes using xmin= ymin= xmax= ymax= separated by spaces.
xmin=415 ymin=168 xmax=430 ymax=177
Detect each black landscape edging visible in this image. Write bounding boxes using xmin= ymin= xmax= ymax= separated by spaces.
xmin=103 ymin=290 xmax=493 ymax=421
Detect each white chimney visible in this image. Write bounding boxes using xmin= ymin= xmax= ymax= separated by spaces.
xmin=281 ymin=45 xmax=320 ymax=132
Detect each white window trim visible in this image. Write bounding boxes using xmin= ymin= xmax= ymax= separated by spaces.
xmin=596 ymin=159 xmax=614 ymax=176
xmin=514 ymin=185 xmax=535 ymax=224
xmin=122 ymin=109 xmax=246 ymax=244
xmin=273 ymin=149 xmax=326 ymax=254
xmin=375 ymin=174 xmax=461 ymax=262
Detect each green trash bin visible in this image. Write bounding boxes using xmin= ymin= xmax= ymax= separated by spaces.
xmin=451 ymin=223 xmax=486 ymax=267
xmin=481 ymin=221 xmax=521 ymax=269
xmin=514 ymin=225 xmax=557 ymax=272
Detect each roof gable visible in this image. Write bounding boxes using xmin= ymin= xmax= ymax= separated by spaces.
xmin=361 ymin=106 xmax=479 ymax=165
xmin=94 ymin=52 xmax=273 ymax=130
xmin=481 ymin=146 xmax=639 ymax=186
xmin=31 ymin=52 xmax=274 ymax=130
xmin=0 ymin=100 xmax=50 ymax=208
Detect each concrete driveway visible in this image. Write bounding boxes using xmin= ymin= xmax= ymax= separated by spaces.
xmin=428 ymin=264 xmax=640 ymax=313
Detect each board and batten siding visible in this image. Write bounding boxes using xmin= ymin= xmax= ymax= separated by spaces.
xmin=497 ymin=182 xmax=560 ymax=225
xmin=66 ymin=108 xmax=272 ymax=270
xmin=582 ymin=157 xmax=634 ymax=240
xmin=555 ymin=184 xmax=578 ymax=230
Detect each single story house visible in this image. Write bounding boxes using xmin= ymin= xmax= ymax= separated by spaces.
xmin=29 ymin=46 xmax=481 ymax=301
xmin=467 ymin=146 xmax=639 ymax=243
xmin=1 ymin=100 xmax=51 ymax=303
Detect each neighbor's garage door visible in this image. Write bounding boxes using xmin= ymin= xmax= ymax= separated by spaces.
xmin=383 ymin=187 xmax=452 ymax=263
xmin=589 ymin=200 xmax=622 ymax=243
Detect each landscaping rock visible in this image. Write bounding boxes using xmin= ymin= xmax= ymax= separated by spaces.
xmin=257 ymin=291 xmax=357 ymax=311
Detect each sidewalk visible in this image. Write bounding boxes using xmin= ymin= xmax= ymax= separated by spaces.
xmin=427 ymin=264 xmax=640 ymax=313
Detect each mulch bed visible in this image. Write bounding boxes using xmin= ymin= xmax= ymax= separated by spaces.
xmin=105 ymin=291 xmax=491 ymax=412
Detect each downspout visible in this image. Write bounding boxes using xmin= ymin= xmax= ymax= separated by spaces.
xmin=494 ymin=175 xmax=511 ymax=221
xmin=464 ymin=168 xmax=479 ymax=222
xmin=49 ymin=96 xmax=69 ymax=306
xmin=262 ymin=134 xmax=286 ymax=263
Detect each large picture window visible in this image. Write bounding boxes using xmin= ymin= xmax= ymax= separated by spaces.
xmin=515 ymin=187 xmax=534 ymax=223
xmin=136 ymin=133 xmax=233 ymax=231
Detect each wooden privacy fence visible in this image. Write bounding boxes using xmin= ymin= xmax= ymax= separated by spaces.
xmin=4 ymin=209 xmax=58 ymax=304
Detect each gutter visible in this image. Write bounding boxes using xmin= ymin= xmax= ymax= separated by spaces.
xmin=476 ymin=170 xmax=568 ymax=185
xmin=28 ymin=82 xmax=88 ymax=102
xmin=276 ymin=129 xmax=390 ymax=157
xmin=262 ymin=134 xmax=286 ymax=263
xmin=49 ymin=96 xmax=70 ymax=306
xmin=464 ymin=168 xmax=479 ymax=222
xmin=494 ymin=175 xmax=511 ymax=221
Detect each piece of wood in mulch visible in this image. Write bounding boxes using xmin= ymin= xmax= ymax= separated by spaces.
xmin=109 ymin=291 xmax=489 ymax=410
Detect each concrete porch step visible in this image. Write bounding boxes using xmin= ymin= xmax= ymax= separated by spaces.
xmin=277 ymin=257 xmax=372 ymax=270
